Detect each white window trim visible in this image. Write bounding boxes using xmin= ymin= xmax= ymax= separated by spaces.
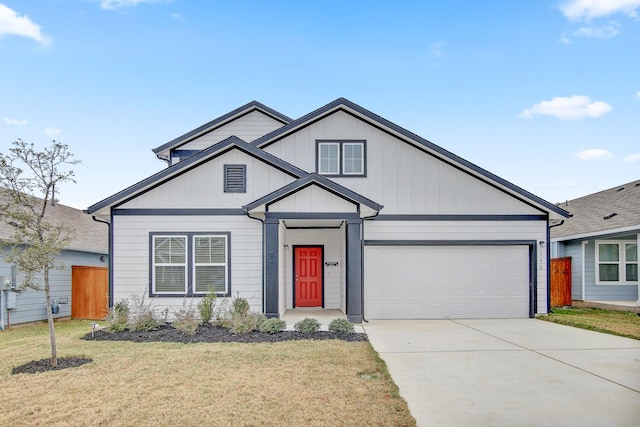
xmin=193 ymin=235 xmax=229 ymax=295
xmin=152 ymin=235 xmax=188 ymax=294
xmin=342 ymin=142 xmax=365 ymax=175
xmin=318 ymin=142 xmax=340 ymax=175
xmin=595 ymin=240 xmax=638 ymax=286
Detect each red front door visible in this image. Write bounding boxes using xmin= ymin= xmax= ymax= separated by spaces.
xmin=294 ymin=246 xmax=323 ymax=307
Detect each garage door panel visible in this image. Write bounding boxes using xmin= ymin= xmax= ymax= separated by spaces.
xmin=365 ymin=245 xmax=530 ymax=319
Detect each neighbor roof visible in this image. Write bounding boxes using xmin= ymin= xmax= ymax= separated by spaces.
xmin=551 ymin=178 xmax=640 ymax=239
xmin=0 ymin=191 xmax=108 ymax=254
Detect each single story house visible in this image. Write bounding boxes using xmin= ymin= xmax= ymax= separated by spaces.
xmin=551 ymin=179 xmax=639 ymax=305
xmin=87 ymin=98 xmax=569 ymax=322
xmin=0 ymin=198 xmax=109 ymax=329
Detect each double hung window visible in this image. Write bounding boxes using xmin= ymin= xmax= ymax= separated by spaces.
xmin=597 ymin=241 xmax=638 ymax=284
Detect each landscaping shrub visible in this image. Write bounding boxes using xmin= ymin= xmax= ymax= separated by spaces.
xmin=328 ymin=318 xmax=354 ymax=334
xmin=229 ymin=314 xmax=257 ymax=334
xmin=259 ymin=318 xmax=286 ymax=334
xmin=232 ymin=297 xmax=250 ymax=316
xmin=254 ymin=312 xmax=268 ymax=329
xmin=294 ymin=317 xmax=321 ymax=333
xmin=127 ymin=293 xmax=163 ymax=332
xmin=105 ymin=300 xmax=129 ymax=332
xmin=198 ymin=287 xmax=217 ymax=324
xmin=172 ymin=300 xmax=199 ymax=336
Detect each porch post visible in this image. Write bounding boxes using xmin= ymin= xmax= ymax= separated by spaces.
xmin=346 ymin=219 xmax=363 ymax=323
xmin=264 ymin=218 xmax=279 ymax=318
xmin=636 ymin=233 xmax=639 ymax=307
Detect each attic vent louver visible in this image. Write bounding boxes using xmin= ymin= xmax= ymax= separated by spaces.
xmin=224 ymin=164 xmax=246 ymax=193
xmin=603 ymin=212 xmax=617 ymax=220
xmin=616 ymin=187 xmax=624 ymax=192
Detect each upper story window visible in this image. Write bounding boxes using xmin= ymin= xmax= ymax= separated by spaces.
xmin=596 ymin=241 xmax=638 ymax=284
xmin=317 ymin=140 xmax=366 ymax=177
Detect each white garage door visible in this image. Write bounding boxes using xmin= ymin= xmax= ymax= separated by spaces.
xmin=365 ymin=245 xmax=531 ymax=319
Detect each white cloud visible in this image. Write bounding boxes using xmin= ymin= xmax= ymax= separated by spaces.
xmin=636 ymin=91 xmax=640 ymax=99
xmin=101 ymin=0 xmax=164 ymax=10
xmin=559 ymin=32 xmax=572 ymax=44
xmin=574 ymin=148 xmax=614 ymax=160
xmin=560 ymin=0 xmax=640 ymax=21
xmin=624 ymin=153 xmax=640 ymax=162
xmin=43 ymin=128 xmax=62 ymax=136
xmin=3 ymin=117 xmax=27 ymax=125
xmin=572 ymin=21 xmax=621 ymax=39
xmin=0 ymin=4 xmax=50 ymax=45
xmin=519 ymin=95 xmax=612 ymax=120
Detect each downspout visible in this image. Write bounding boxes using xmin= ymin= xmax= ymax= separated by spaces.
xmin=90 ymin=214 xmax=112 ymax=307
xmin=581 ymin=241 xmax=587 ymax=301
xmin=360 ymin=209 xmax=382 ymax=323
xmin=547 ymin=220 xmax=565 ymax=313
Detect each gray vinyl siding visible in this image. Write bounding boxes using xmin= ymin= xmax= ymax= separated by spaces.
xmin=0 ymin=248 xmax=108 ymax=326
xmin=364 ymin=219 xmax=549 ymax=314
xmin=267 ymin=184 xmax=358 ymax=213
xmin=263 ymin=110 xmax=544 ymax=216
xmin=586 ymin=236 xmax=638 ymax=301
xmin=120 ymin=149 xmax=296 ymax=210
xmin=112 ymin=215 xmax=263 ymax=315
xmin=178 ymin=110 xmax=285 ymax=150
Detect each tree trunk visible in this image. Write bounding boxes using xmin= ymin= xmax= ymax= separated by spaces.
xmin=44 ymin=269 xmax=57 ymax=368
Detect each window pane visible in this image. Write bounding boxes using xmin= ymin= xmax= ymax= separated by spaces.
xmin=627 ymin=264 xmax=638 ymax=281
xmin=194 ymin=237 xmax=226 ymax=263
xmin=599 ymin=244 xmax=619 ymax=262
xmin=319 ymin=144 xmax=339 ymax=174
xmin=625 ymin=244 xmax=637 ymax=262
xmin=195 ymin=266 xmax=226 ymax=293
xmin=155 ymin=266 xmax=185 ymax=292
xmin=343 ymin=143 xmax=363 ymax=174
xmin=155 ymin=237 xmax=185 ymax=263
xmin=599 ymin=264 xmax=619 ymax=281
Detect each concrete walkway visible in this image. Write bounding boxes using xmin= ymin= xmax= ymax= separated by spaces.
xmin=363 ymin=319 xmax=640 ymax=427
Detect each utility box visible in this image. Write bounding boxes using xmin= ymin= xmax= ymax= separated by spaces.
xmin=6 ymin=291 xmax=17 ymax=310
xmin=0 ymin=276 xmax=13 ymax=291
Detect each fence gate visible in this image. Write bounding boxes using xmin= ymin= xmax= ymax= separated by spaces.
xmin=550 ymin=257 xmax=572 ymax=307
xmin=72 ymin=266 xmax=109 ymax=320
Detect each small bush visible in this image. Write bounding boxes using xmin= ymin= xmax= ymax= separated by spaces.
xmin=172 ymin=300 xmax=199 ymax=336
xmin=198 ymin=287 xmax=217 ymax=324
xmin=229 ymin=314 xmax=257 ymax=334
xmin=294 ymin=317 xmax=321 ymax=333
xmin=254 ymin=312 xmax=268 ymax=329
xmin=105 ymin=300 xmax=129 ymax=332
xmin=128 ymin=293 xmax=163 ymax=332
xmin=328 ymin=318 xmax=354 ymax=334
xmin=232 ymin=297 xmax=250 ymax=316
xmin=260 ymin=318 xmax=286 ymax=334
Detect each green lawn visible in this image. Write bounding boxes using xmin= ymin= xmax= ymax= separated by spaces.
xmin=0 ymin=320 xmax=415 ymax=426
xmin=541 ymin=307 xmax=640 ymax=340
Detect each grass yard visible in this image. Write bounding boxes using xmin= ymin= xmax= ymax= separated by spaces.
xmin=541 ymin=307 xmax=640 ymax=340
xmin=0 ymin=320 xmax=415 ymax=427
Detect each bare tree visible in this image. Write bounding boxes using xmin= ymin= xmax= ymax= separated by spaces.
xmin=0 ymin=139 xmax=80 ymax=367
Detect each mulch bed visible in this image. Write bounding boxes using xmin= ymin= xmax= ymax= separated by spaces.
xmin=12 ymin=357 xmax=93 ymax=375
xmin=83 ymin=323 xmax=369 ymax=344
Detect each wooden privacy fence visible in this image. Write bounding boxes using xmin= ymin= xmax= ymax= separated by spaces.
xmin=72 ymin=266 xmax=109 ymax=320
xmin=550 ymin=257 xmax=572 ymax=307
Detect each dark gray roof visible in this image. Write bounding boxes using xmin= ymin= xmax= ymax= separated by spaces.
xmin=253 ymin=98 xmax=570 ymax=219
xmin=0 ymin=191 xmax=108 ymax=254
xmin=551 ymin=178 xmax=640 ymax=239
xmin=87 ymin=136 xmax=306 ymax=214
xmin=152 ymin=101 xmax=292 ymax=155
xmin=243 ymin=173 xmax=384 ymax=212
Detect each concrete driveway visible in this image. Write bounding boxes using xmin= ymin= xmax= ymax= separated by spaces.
xmin=362 ymin=319 xmax=640 ymax=427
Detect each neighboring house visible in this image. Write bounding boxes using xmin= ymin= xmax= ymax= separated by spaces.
xmin=0 ymin=198 xmax=109 ymax=329
xmin=551 ymin=180 xmax=639 ymax=304
xmin=87 ymin=98 xmax=569 ymax=322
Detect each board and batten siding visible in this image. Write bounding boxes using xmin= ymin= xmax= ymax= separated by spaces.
xmin=112 ymin=215 xmax=263 ymax=314
xmin=364 ymin=219 xmax=549 ymax=314
xmin=178 ymin=110 xmax=285 ymax=150
xmin=262 ymin=110 xmax=544 ymax=216
xmin=267 ymin=185 xmax=358 ymax=213
xmin=120 ymin=149 xmax=297 ymax=210
xmin=0 ymin=249 xmax=107 ymax=325
xmin=281 ymin=227 xmax=345 ymax=311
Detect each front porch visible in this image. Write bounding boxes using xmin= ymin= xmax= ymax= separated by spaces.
xmin=281 ymin=308 xmax=348 ymax=330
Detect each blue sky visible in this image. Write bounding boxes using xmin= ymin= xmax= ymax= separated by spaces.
xmin=1 ymin=0 xmax=638 ymax=209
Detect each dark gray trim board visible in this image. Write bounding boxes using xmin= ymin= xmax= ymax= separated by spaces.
xmin=153 ymin=101 xmax=292 ymax=155
xmin=114 ymin=209 xmax=246 ymax=216
xmin=87 ymin=136 xmax=306 ymax=214
xmin=148 ymin=231 xmax=232 ymax=298
xmin=266 ymin=212 xmax=361 ymax=220
xmin=252 ymin=98 xmax=569 ymax=219
xmin=372 ymin=214 xmax=548 ymax=221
